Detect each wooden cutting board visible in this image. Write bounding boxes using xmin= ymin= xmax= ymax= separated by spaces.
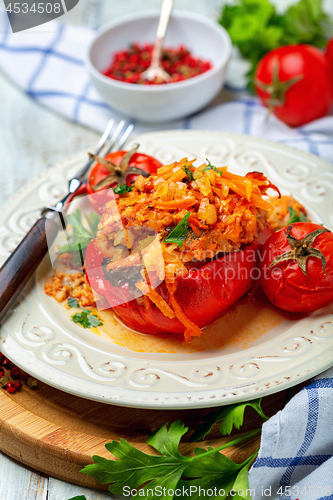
xmin=0 ymin=374 xmax=304 ymax=490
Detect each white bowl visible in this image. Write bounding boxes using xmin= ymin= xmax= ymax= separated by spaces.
xmin=86 ymin=10 xmax=232 ymax=123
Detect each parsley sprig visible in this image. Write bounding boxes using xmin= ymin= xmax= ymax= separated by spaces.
xmin=81 ymin=421 xmax=260 ymax=499
xmin=190 ymin=397 xmax=269 ymax=441
xmin=68 ymin=397 xmax=276 ymax=500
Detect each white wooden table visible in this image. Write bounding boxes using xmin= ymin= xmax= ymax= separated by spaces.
xmin=0 ymin=1 xmax=223 ymax=498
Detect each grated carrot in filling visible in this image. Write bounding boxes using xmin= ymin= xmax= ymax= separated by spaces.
xmin=95 ymin=157 xmax=280 ymax=340
xmin=168 ymin=291 xmax=203 ymax=342
xmin=136 ymin=281 xmax=176 ymax=319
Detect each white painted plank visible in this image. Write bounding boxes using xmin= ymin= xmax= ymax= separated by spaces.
xmin=47 ymin=477 xmax=112 ymax=500
xmin=0 ymin=451 xmax=48 ymax=500
xmin=0 ymin=74 xmax=98 ymax=211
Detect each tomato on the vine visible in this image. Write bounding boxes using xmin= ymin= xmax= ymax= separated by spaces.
xmin=254 ymin=45 xmax=333 ymax=127
xmin=87 ymin=149 xmax=162 ymax=212
xmin=260 ymin=222 xmax=333 ymax=313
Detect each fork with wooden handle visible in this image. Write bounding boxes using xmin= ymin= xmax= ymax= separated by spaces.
xmin=0 ymin=119 xmax=134 ymax=322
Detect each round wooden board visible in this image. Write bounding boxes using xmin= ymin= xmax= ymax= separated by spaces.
xmin=0 ymin=373 xmax=306 ymax=490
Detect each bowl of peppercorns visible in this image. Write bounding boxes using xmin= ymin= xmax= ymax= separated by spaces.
xmin=86 ymin=10 xmax=232 ymax=123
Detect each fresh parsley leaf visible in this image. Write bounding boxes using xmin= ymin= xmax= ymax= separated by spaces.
xmin=164 ymin=212 xmax=191 ymax=247
xmin=68 ymin=297 xmax=79 ymax=308
xmin=59 ymin=209 xmax=99 ymax=254
xmin=203 ymin=159 xmax=223 ymax=176
xmin=287 ymin=206 xmax=308 ymax=225
xmin=72 ymin=310 xmax=103 ymax=329
xmin=81 ymin=421 xmax=190 ymax=500
xmin=190 ymin=398 xmax=268 ymax=441
xmin=183 ymin=165 xmax=193 ymax=181
xmin=282 ymin=0 xmax=333 ymax=47
xmin=112 ymin=183 xmax=133 ymax=194
xmin=67 ymin=496 xmax=87 ymax=500
xmin=178 ymin=449 xmax=258 ymax=500
xmin=81 ymin=420 xmax=260 ymax=500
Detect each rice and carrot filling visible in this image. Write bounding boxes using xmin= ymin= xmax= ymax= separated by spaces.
xmin=95 ymin=158 xmax=278 ymax=279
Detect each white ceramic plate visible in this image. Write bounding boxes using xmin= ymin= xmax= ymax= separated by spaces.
xmin=1 ymin=131 xmax=333 ymax=409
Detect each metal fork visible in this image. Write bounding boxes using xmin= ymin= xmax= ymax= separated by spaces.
xmin=0 ymin=119 xmax=134 ymax=322
xmin=44 ymin=119 xmax=134 ymax=215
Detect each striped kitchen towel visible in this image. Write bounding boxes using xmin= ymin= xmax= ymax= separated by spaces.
xmin=0 ymin=10 xmax=333 ymax=161
xmin=249 ymin=366 xmax=333 ymax=500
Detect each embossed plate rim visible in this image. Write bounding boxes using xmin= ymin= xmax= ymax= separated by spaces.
xmin=1 ymin=130 xmax=333 ymax=409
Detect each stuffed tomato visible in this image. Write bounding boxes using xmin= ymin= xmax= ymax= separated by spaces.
xmin=86 ymin=157 xmax=278 ymax=341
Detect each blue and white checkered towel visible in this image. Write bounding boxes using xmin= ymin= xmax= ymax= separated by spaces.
xmin=249 ymin=367 xmax=333 ymax=500
xmin=0 ymin=10 xmax=333 ymax=499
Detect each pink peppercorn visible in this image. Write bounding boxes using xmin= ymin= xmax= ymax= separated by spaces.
xmin=6 ymin=382 xmax=16 ymax=394
xmin=2 ymin=358 xmax=11 ymax=369
xmin=10 ymin=367 xmax=21 ymax=379
xmin=103 ymin=43 xmax=212 ymax=85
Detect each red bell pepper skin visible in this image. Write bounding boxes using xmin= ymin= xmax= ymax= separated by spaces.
xmin=85 ymin=224 xmax=272 ymax=335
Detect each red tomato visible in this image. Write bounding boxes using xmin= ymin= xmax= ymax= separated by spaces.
xmin=254 ymin=45 xmax=333 ymax=127
xmin=326 ymin=38 xmax=333 ymax=87
xmin=260 ymin=223 xmax=333 ymax=313
xmin=85 ymin=224 xmax=273 ymax=338
xmin=87 ymin=150 xmax=162 ymax=212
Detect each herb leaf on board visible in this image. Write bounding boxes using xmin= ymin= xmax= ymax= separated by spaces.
xmin=190 ymin=398 xmax=268 ymax=441
xmin=81 ymin=420 xmax=260 ymax=500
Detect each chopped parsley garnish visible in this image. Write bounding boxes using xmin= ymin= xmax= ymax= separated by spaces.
xmin=287 ymin=206 xmax=308 ymax=225
xmin=71 ymin=309 xmax=103 ymax=328
xmin=202 ymin=158 xmax=223 ymax=176
xmin=164 ymin=212 xmax=191 ymax=247
xmin=68 ymin=297 xmax=79 ymax=308
xmin=111 ymin=183 xmax=133 ymax=194
xmin=183 ymin=165 xmax=193 ymax=181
